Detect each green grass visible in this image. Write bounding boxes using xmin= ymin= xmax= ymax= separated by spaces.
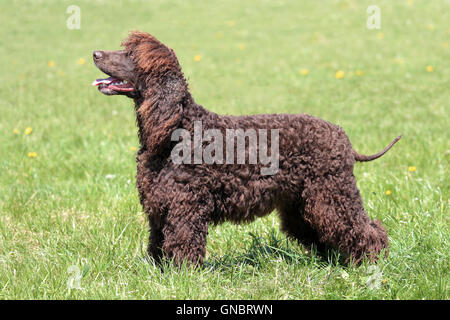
xmin=0 ymin=0 xmax=448 ymax=299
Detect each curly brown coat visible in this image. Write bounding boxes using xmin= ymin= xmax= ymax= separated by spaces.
xmin=93 ymin=31 xmax=401 ymax=266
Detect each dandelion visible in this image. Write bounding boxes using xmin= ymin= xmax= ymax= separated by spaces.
xmin=377 ymin=32 xmax=384 ymax=40
xmin=408 ymin=166 xmax=417 ymax=172
xmin=355 ymin=70 xmax=363 ymax=76
xmin=57 ymin=70 xmax=64 ymax=77
xmin=226 ymin=20 xmax=236 ymax=27
xmin=13 ymin=128 xmax=19 ymax=134
xmin=407 ymin=0 xmax=413 ymax=5
xmin=335 ymin=70 xmax=345 ymax=79
xmin=78 ymin=58 xmax=86 ymax=65
xmin=193 ymin=54 xmax=202 ymax=62
xmin=300 ymin=69 xmax=309 ymax=76
xmin=48 ymin=60 xmax=55 ymax=67
xmin=214 ymin=32 xmax=224 ymax=39
xmin=385 ymin=190 xmax=392 ymax=196
xmin=24 ymin=127 xmax=33 ymax=135
xmin=393 ymin=57 xmax=405 ymax=65
xmin=237 ymin=43 xmax=246 ymax=50
xmin=130 ymin=146 xmax=137 ymax=151
xmin=382 ymin=279 xmax=388 ymax=284
xmin=442 ymin=41 xmax=449 ymax=48
xmin=27 ymin=152 xmax=38 ymax=158
xmin=426 ymin=65 xmax=434 ymax=72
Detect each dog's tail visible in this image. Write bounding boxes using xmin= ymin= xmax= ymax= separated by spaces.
xmin=353 ymin=135 xmax=402 ymax=162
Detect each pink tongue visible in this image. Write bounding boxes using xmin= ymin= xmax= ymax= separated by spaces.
xmin=92 ymin=77 xmax=115 ymax=86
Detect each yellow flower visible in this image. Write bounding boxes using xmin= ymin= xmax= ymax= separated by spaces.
xmin=48 ymin=60 xmax=55 ymax=67
xmin=442 ymin=41 xmax=449 ymax=48
xmin=382 ymin=279 xmax=388 ymax=284
xmin=27 ymin=152 xmax=38 ymax=158
xmin=393 ymin=57 xmax=405 ymax=65
xmin=355 ymin=70 xmax=363 ymax=76
xmin=408 ymin=166 xmax=417 ymax=172
xmin=13 ymin=128 xmax=19 ymax=134
xmin=300 ymin=69 xmax=309 ymax=76
xmin=377 ymin=32 xmax=384 ymax=40
xmin=215 ymin=32 xmax=224 ymax=39
xmin=407 ymin=0 xmax=413 ymax=5
xmin=78 ymin=58 xmax=85 ymax=65
xmin=24 ymin=127 xmax=33 ymax=135
xmin=193 ymin=54 xmax=202 ymax=62
xmin=426 ymin=65 xmax=434 ymax=72
xmin=385 ymin=190 xmax=392 ymax=196
xmin=335 ymin=70 xmax=345 ymax=79
xmin=226 ymin=20 xmax=236 ymax=27
xmin=57 ymin=70 xmax=64 ymax=77
xmin=130 ymin=146 xmax=137 ymax=151
xmin=237 ymin=43 xmax=246 ymax=50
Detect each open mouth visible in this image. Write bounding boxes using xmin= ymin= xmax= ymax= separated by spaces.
xmin=92 ymin=77 xmax=134 ymax=94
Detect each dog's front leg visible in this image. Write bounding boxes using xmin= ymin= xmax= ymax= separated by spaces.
xmin=161 ymin=189 xmax=212 ymax=267
xmin=147 ymin=212 xmax=166 ymax=265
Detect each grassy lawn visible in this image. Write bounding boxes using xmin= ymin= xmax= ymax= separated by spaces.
xmin=0 ymin=0 xmax=448 ymax=299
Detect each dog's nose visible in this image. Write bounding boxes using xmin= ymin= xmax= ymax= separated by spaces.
xmin=93 ymin=51 xmax=103 ymax=60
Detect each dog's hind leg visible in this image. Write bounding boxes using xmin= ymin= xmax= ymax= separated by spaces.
xmin=277 ymin=198 xmax=325 ymax=253
xmin=301 ymin=171 xmax=389 ymax=264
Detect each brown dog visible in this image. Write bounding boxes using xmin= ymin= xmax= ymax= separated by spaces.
xmin=93 ymin=31 xmax=400 ymax=266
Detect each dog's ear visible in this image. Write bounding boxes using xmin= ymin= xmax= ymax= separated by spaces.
xmin=138 ymin=81 xmax=184 ymax=155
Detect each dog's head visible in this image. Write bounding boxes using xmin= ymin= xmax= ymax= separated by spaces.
xmin=93 ymin=31 xmax=183 ymax=99
xmin=93 ymin=31 xmax=188 ymax=155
